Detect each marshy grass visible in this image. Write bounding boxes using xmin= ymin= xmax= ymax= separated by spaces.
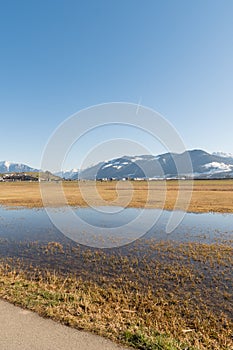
xmin=1 ymin=181 xmax=233 ymax=348
xmin=0 ymin=239 xmax=232 ymax=349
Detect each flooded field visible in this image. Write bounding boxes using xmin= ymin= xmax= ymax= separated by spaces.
xmin=0 ymin=206 xmax=233 ymax=245
xmin=0 ymin=206 xmax=232 ymax=349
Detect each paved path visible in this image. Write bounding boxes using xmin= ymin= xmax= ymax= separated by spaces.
xmin=0 ymin=300 xmax=128 ymax=350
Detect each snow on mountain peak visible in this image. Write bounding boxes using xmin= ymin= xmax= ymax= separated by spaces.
xmin=212 ymin=152 xmax=233 ymax=158
xmin=4 ymin=161 xmax=12 ymax=170
xmin=203 ymin=162 xmax=233 ymax=172
xmin=0 ymin=161 xmax=38 ymax=173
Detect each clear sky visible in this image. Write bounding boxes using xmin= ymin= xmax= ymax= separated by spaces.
xmin=0 ymin=0 xmax=233 ymax=170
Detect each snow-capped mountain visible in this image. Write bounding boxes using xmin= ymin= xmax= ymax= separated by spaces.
xmin=55 ymin=169 xmax=79 ymax=179
xmin=2 ymin=150 xmax=233 ymax=179
xmin=72 ymin=150 xmax=233 ymax=180
xmin=0 ymin=161 xmax=38 ymax=173
xmin=212 ymin=152 xmax=233 ymax=158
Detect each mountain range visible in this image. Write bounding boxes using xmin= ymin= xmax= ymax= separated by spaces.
xmin=74 ymin=150 xmax=233 ymax=180
xmin=1 ymin=150 xmax=233 ymax=180
xmin=0 ymin=161 xmax=38 ymax=174
xmin=55 ymin=169 xmax=79 ymax=179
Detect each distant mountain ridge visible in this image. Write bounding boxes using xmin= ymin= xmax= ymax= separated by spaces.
xmin=73 ymin=150 xmax=233 ymax=180
xmin=55 ymin=169 xmax=79 ymax=179
xmin=0 ymin=161 xmax=38 ymax=173
xmin=1 ymin=149 xmax=233 ymax=180
xmin=212 ymin=152 xmax=233 ymax=158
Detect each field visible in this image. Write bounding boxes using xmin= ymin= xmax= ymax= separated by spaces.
xmin=0 ymin=180 xmax=232 ymax=349
xmin=0 ymin=179 xmax=233 ymax=212
xmin=0 ymin=240 xmax=232 ymax=350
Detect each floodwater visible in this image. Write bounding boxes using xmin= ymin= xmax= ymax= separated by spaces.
xmin=0 ymin=206 xmax=232 ymax=246
xmin=1 ymin=206 xmax=232 ymax=328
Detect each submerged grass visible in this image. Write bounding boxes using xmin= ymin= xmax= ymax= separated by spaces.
xmin=0 ymin=240 xmax=232 ymax=350
xmin=1 ymin=181 xmax=233 ymax=348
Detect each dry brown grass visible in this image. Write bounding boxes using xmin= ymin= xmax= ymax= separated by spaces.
xmin=0 ymin=240 xmax=232 ymax=350
xmin=0 ymin=180 xmax=232 ymax=349
xmin=0 ymin=180 xmax=233 ymax=213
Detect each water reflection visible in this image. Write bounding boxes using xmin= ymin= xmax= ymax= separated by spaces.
xmin=0 ymin=206 xmax=232 ymax=246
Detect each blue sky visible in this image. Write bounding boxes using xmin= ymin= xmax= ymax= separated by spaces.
xmin=0 ymin=0 xmax=233 ymax=169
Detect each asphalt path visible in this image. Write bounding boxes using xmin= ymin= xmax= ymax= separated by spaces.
xmin=0 ymin=299 xmax=128 ymax=350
